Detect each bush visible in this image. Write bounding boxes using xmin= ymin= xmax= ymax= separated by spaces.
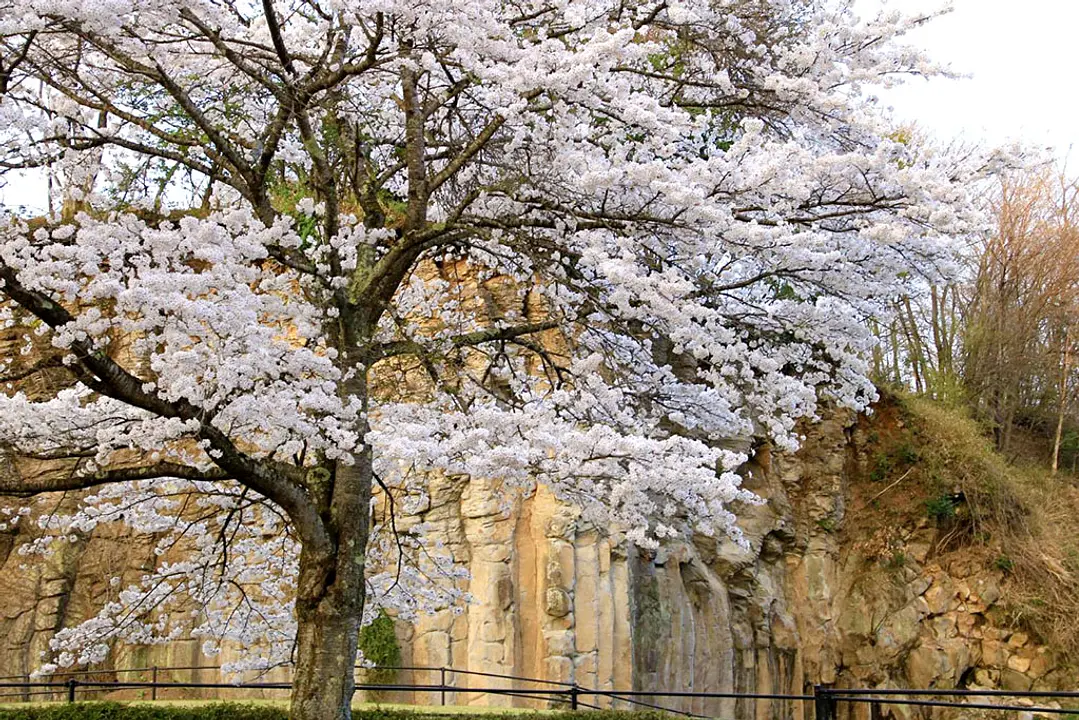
xmin=925 ymin=494 xmax=956 ymax=521
xmin=0 ymin=704 xmax=286 ymax=720
xmin=0 ymin=706 xmax=671 ymax=720
xmin=356 ymin=610 xmax=402 ymax=702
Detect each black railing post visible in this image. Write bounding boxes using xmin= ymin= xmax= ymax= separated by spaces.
xmin=151 ymin=666 xmax=158 ymax=701
xmin=66 ymin=678 xmax=77 ymax=703
xmin=440 ymin=667 xmax=446 ymax=706
xmin=814 ymin=685 xmax=836 ymax=720
xmin=570 ymin=684 xmax=579 ymax=711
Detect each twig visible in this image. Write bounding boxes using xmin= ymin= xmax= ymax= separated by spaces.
xmin=869 ymin=467 xmax=915 ymax=504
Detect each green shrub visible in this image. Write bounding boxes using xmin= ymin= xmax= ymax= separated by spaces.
xmin=0 ymin=706 xmax=673 ymax=720
xmin=925 ymin=494 xmax=956 ymax=521
xmin=867 ymin=436 xmax=918 ymax=482
xmin=0 ymin=703 xmax=287 ymax=720
xmin=356 ymin=610 xmax=402 ymax=702
xmin=815 ymin=517 xmax=837 ymax=533
xmin=895 ymin=441 xmax=919 ymax=465
xmin=868 ymin=452 xmax=893 ymax=482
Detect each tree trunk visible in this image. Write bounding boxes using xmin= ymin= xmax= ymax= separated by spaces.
xmin=291 ymin=547 xmax=364 ymax=720
xmin=291 ymin=367 xmax=374 ymax=720
xmin=1052 ymin=328 xmax=1071 ymax=475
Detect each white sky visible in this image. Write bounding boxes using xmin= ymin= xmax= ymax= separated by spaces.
xmin=3 ymin=1 xmax=1077 ymax=213
xmin=858 ymin=0 xmax=1079 ymax=155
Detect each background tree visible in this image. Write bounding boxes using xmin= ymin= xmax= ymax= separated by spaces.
xmin=0 ymin=2 xmax=988 ymax=719
xmin=962 ymin=171 xmax=1079 ymax=454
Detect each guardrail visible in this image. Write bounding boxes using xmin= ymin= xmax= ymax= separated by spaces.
xmin=0 ymin=664 xmax=1076 ymax=719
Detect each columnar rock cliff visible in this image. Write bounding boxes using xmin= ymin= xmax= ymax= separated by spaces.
xmin=0 ymin=406 xmax=1072 ymax=715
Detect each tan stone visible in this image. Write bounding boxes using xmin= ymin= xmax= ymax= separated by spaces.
xmin=1007 ymin=655 xmax=1031 ymax=673
xmin=496 ymin=576 xmax=514 ymax=610
xmin=931 ymin=613 xmax=957 ymax=639
xmin=876 ymin=603 xmax=923 ymax=657
xmin=1008 ymin=632 xmax=1030 ymax=649
xmin=954 ymin=579 xmax=972 ymax=601
xmin=546 ymin=656 xmax=573 ymax=684
xmin=544 ymin=630 xmax=575 ymax=658
xmin=5 ymin=402 xmax=1073 ymax=713
xmin=1028 ymin=651 xmax=1055 ymax=679
xmin=954 ymin=611 xmax=976 ymax=637
xmin=545 ymin=587 xmax=571 ymax=618
xmin=907 ymin=542 xmax=932 ymax=565
xmin=924 ymin=580 xmax=954 ymax=615
xmin=976 ymin=577 xmax=1002 ymax=607
xmin=981 ymin=639 xmax=1008 ymax=667
xmin=906 ymin=645 xmax=941 ymax=688
xmin=1002 ymin=668 xmax=1034 ymax=692
xmin=909 ymin=576 xmax=931 ymax=597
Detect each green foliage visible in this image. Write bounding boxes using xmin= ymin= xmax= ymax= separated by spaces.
xmin=815 ymin=517 xmax=836 ymax=533
xmin=895 ymin=440 xmax=919 ymax=465
xmin=868 ymin=452 xmax=893 ymax=482
xmin=0 ymin=703 xmax=286 ymax=720
xmin=921 ymin=368 xmax=968 ymax=408
xmin=994 ymin=555 xmax=1016 ymax=574
xmin=357 ymin=610 xmax=402 ymax=701
xmin=925 ymin=493 xmax=956 ymax=521
xmin=358 ymin=611 xmax=402 ymax=672
xmin=866 ymin=434 xmax=919 ymax=483
xmin=886 ymin=551 xmax=907 ymax=570
xmin=0 ymin=706 xmax=671 ymax=720
xmin=295 ymin=214 xmax=318 ymax=245
xmin=1061 ymin=430 xmax=1079 ymax=471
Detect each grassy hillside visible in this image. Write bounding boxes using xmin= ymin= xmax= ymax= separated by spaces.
xmin=853 ymin=391 xmax=1079 ymax=663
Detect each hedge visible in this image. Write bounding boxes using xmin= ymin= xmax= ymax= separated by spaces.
xmin=0 ymin=704 xmax=671 ymax=720
xmin=0 ymin=704 xmax=287 ymax=720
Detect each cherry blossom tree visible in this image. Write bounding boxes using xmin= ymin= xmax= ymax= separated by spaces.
xmin=0 ymin=1 xmax=997 ymax=718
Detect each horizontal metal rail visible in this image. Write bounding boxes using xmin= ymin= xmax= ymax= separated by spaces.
xmin=1 ymin=662 xmax=1076 ymax=718
xmin=830 ymin=694 xmax=1079 ymax=715
xmin=583 ymin=688 xmax=814 ymax=701
xmin=824 ymin=686 xmax=1079 ymax=699
xmin=440 ymin=667 xmax=574 ymax=687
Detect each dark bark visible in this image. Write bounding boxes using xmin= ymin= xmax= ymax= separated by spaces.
xmin=290 ymin=542 xmax=365 ymax=720
xmin=290 ymin=356 xmax=374 ymax=720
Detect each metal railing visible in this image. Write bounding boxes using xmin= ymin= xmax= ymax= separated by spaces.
xmin=0 ymin=664 xmax=1076 ymax=718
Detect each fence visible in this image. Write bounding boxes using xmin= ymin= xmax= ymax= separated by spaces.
xmin=0 ymin=665 xmax=1077 ymax=719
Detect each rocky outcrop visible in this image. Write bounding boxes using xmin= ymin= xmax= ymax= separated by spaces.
xmin=383 ymin=408 xmax=1073 ymax=718
xmin=0 ymin=406 xmax=1072 ymax=715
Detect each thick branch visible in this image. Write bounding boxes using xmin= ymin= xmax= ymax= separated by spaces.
xmin=262 ymin=0 xmax=298 ymax=77
xmin=0 ymin=265 xmax=332 ymax=554
xmin=0 ymin=457 xmax=229 ymax=497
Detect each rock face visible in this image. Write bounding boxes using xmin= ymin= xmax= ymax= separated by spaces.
xmin=0 ymin=408 xmax=1071 ymax=714
xmin=385 ymin=409 xmax=1072 ymax=718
